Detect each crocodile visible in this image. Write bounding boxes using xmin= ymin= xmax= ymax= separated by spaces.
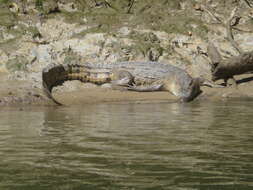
xmin=42 ymin=61 xmax=212 ymax=105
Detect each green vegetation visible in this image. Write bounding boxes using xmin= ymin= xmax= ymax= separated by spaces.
xmin=0 ymin=0 xmax=208 ymax=37
xmin=128 ymin=32 xmax=163 ymax=58
xmin=35 ymin=0 xmax=43 ymax=11
xmin=6 ymin=56 xmax=28 ymax=72
xmin=59 ymin=0 xmax=205 ymax=35
xmin=0 ymin=7 xmax=16 ymax=28
xmin=0 ymin=0 xmax=10 ymax=4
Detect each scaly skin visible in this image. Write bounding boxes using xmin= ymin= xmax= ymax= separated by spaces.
xmin=42 ymin=62 xmax=203 ymax=105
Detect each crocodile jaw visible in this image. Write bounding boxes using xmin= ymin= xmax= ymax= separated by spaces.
xmin=164 ymin=78 xmax=201 ymax=102
xmin=181 ymin=79 xmax=202 ymax=102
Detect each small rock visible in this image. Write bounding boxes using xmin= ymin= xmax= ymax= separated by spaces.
xmin=194 ymin=4 xmax=203 ymax=11
xmin=118 ymin=27 xmax=131 ymax=36
xmin=148 ymin=47 xmax=162 ymax=61
xmin=9 ymin=3 xmax=19 ymax=13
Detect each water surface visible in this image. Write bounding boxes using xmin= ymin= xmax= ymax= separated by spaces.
xmin=0 ymin=100 xmax=253 ymax=189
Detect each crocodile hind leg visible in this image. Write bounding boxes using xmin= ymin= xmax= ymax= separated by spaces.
xmin=110 ymin=70 xmax=135 ymax=90
xmin=110 ymin=70 xmax=163 ymax=92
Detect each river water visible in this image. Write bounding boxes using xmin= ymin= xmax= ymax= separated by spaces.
xmin=0 ymin=100 xmax=252 ymax=190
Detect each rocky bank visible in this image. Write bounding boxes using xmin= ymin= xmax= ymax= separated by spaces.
xmin=0 ymin=0 xmax=253 ymax=106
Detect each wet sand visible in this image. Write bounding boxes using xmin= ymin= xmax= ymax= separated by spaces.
xmin=53 ymin=82 xmax=253 ymax=105
xmin=54 ymin=88 xmax=178 ymax=105
xmin=50 ymin=73 xmax=253 ymax=105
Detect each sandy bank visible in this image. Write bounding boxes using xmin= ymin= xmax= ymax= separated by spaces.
xmin=1 ymin=73 xmax=253 ymax=107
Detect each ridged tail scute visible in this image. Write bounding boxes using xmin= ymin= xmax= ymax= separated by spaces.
xmin=42 ymin=64 xmax=112 ymax=105
xmin=42 ymin=64 xmax=89 ymax=105
xmin=42 ymin=64 xmax=66 ymax=105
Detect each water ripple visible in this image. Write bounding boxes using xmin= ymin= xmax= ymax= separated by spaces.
xmin=0 ymin=101 xmax=252 ymax=189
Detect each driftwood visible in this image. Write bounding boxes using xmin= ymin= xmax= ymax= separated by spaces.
xmin=206 ymin=6 xmax=253 ymax=84
xmin=207 ymin=42 xmax=222 ymax=70
xmin=211 ymin=51 xmax=253 ymax=81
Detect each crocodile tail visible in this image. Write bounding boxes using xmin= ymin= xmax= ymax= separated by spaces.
xmin=42 ymin=64 xmax=90 ymax=105
xmin=42 ymin=64 xmax=112 ymax=105
xmin=43 ymin=81 xmax=63 ymax=106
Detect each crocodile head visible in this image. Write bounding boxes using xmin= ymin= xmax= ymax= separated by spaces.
xmin=180 ymin=78 xmax=202 ymax=102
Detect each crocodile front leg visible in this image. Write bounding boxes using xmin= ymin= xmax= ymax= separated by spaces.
xmin=110 ymin=70 xmax=135 ymax=90
xmin=110 ymin=70 xmax=163 ymax=92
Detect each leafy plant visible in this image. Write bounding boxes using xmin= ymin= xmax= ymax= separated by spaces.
xmin=35 ymin=0 xmax=43 ymax=11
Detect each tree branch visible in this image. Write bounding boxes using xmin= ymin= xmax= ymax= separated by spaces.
xmin=242 ymin=0 xmax=252 ymax=8
xmin=225 ymin=7 xmax=243 ymax=54
xmin=212 ymin=51 xmax=253 ymax=81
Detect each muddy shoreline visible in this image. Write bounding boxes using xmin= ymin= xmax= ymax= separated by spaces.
xmin=0 ymin=1 xmax=252 ymax=107
xmin=1 ymin=73 xmax=253 ymax=107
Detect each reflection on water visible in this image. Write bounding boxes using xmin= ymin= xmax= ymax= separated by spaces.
xmin=0 ymin=101 xmax=253 ymax=189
